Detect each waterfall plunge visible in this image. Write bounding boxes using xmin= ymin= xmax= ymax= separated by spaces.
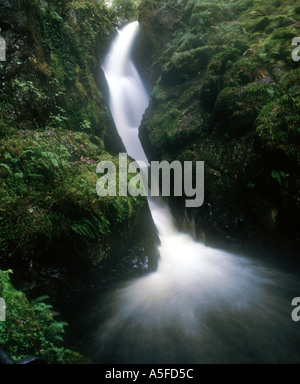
xmin=93 ymin=22 xmax=300 ymax=364
xmin=102 ymin=21 xmax=149 ymax=164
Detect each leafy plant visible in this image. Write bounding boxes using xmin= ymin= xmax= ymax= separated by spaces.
xmin=71 ymin=215 xmax=111 ymax=240
xmin=116 ymin=0 xmax=141 ymax=20
xmin=0 ymin=270 xmax=87 ymax=363
xmin=271 ymin=170 xmax=287 ymax=187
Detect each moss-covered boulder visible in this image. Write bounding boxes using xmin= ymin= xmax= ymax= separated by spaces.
xmin=0 ymin=130 xmax=147 ymax=274
xmin=138 ymin=0 xmax=300 ymax=253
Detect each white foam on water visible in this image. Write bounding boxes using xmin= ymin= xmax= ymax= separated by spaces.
xmin=98 ymin=22 xmax=300 ymax=364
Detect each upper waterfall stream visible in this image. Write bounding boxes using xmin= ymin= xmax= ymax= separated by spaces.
xmin=87 ymin=21 xmax=300 ymax=364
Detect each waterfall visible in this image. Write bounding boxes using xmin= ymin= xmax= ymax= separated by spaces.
xmin=102 ymin=21 xmax=149 ymax=164
xmin=94 ymin=21 xmax=300 ymax=364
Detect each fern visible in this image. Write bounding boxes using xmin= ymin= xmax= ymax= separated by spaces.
xmin=72 ymin=220 xmax=97 ymax=239
xmin=18 ymin=149 xmax=35 ymax=160
xmin=0 ymin=163 xmax=12 ymax=173
xmin=31 ymin=295 xmax=68 ymax=345
xmin=71 ymin=214 xmax=111 ymax=241
xmin=271 ymin=170 xmax=286 ymax=187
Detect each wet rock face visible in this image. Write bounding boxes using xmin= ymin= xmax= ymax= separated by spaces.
xmin=0 ymin=0 xmax=27 ymax=30
xmin=0 ymin=1 xmax=16 ymax=29
xmin=0 ymin=2 xmax=23 ymax=45
xmin=139 ymin=1 xmax=180 ymax=51
xmin=138 ymin=0 xmax=300 ymax=254
xmin=135 ymin=1 xmax=181 ymax=89
xmin=0 ymin=1 xmax=160 ymax=290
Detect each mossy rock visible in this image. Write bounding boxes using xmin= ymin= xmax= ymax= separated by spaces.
xmin=139 ymin=0 xmax=300 ymax=249
xmin=199 ymin=76 xmax=220 ymax=109
xmin=254 ymin=16 xmax=271 ymax=31
xmin=0 ymin=269 xmax=88 ymax=364
xmin=215 ymin=82 xmax=280 ymax=135
xmin=171 ymin=46 xmax=214 ymax=74
xmin=225 ymin=58 xmax=262 ymax=86
xmin=0 ymin=130 xmax=146 ymax=270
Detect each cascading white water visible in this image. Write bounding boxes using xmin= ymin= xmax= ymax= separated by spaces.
xmin=102 ymin=21 xmax=149 ymax=164
xmin=96 ymin=21 xmax=300 ymax=364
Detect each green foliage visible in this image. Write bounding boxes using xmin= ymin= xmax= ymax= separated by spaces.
xmin=0 ymin=130 xmax=145 ymax=266
xmin=271 ymin=170 xmax=287 ymax=187
xmin=0 ymin=0 xmax=148 ymax=270
xmin=112 ymin=0 xmax=139 ymax=21
xmin=71 ymin=215 xmax=111 ymax=240
xmin=0 ymin=0 xmax=150 ymax=364
xmin=139 ymin=0 xmax=300 ymax=246
xmin=0 ymin=0 xmax=116 ymax=138
xmin=0 ymin=270 xmax=87 ymax=363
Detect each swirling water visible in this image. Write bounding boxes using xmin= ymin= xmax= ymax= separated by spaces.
xmin=91 ymin=21 xmax=300 ymax=364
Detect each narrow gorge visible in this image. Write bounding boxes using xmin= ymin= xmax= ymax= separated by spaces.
xmin=0 ymin=0 xmax=299 ymax=365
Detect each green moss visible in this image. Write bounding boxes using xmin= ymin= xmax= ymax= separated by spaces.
xmin=254 ymin=16 xmax=271 ymax=31
xmin=0 ymin=270 xmax=88 ymax=364
xmin=199 ymin=73 xmax=221 ymax=108
xmin=151 ymin=82 xmax=168 ymax=103
xmin=0 ymin=0 xmax=149 ymax=272
xmin=256 ymin=98 xmax=300 ymax=157
xmin=225 ymin=58 xmax=262 ymax=86
xmin=0 ymin=0 xmax=116 ymax=138
xmin=0 ymin=130 xmax=146 ymax=267
xmin=215 ymin=82 xmax=281 ymax=135
xmin=172 ymin=46 xmax=215 ymax=73
xmin=139 ymin=0 xmax=300 ymax=248
xmin=111 ymin=0 xmax=139 ymax=21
